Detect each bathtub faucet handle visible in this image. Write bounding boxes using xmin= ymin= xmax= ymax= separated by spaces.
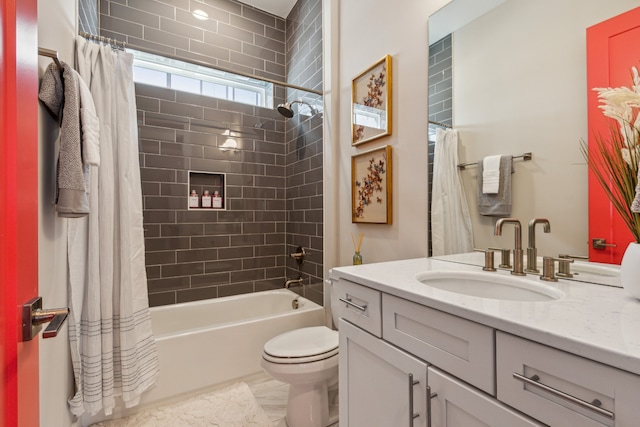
xmin=290 ymin=246 xmax=306 ymax=266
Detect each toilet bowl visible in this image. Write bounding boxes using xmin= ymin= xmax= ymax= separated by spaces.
xmin=261 ymin=325 xmax=339 ymax=427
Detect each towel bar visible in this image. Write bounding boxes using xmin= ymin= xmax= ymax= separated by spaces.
xmin=457 ymin=152 xmax=532 ymax=170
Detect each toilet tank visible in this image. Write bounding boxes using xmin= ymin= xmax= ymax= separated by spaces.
xmin=324 ymin=278 xmax=337 ymax=329
xmin=325 ymin=276 xmax=353 ymax=330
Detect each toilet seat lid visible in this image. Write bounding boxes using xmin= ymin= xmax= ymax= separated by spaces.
xmin=264 ymin=326 xmax=338 ymax=361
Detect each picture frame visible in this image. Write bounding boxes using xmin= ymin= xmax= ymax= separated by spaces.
xmin=351 ymin=55 xmax=392 ymax=146
xmin=352 ymin=145 xmax=392 ymax=224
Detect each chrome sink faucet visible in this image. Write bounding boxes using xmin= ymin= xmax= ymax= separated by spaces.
xmin=494 ymin=218 xmax=525 ymax=276
xmin=526 ymin=218 xmax=551 ymax=273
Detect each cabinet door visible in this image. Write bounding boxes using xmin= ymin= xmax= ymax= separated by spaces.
xmin=429 ymin=367 xmax=544 ymax=427
xmin=339 ymin=319 xmax=428 ymax=427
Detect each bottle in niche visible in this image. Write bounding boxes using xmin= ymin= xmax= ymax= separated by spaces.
xmin=353 ymin=251 xmax=363 ymax=265
xmin=201 ymin=190 xmax=212 ymax=208
xmin=212 ymin=190 xmax=223 ymax=209
xmin=189 ymin=189 xmax=200 ymax=208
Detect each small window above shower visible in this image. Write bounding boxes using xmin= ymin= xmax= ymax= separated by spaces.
xmin=130 ymin=49 xmax=274 ymax=109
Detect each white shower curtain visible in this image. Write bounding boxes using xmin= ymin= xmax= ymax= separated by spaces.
xmin=431 ymin=128 xmax=474 ymax=256
xmin=67 ymin=36 xmax=159 ymax=417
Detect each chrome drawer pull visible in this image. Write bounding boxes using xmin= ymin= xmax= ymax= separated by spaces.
xmin=427 ymin=385 xmax=437 ymax=427
xmin=409 ymin=373 xmax=419 ymax=426
xmin=339 ymin=296 xmax=367 ymax=312
xmin=512 ymin=372 xmax=614 ymax=420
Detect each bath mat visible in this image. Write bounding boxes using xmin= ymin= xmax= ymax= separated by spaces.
xmin=92 ymin=382 xmax=274 ymax=427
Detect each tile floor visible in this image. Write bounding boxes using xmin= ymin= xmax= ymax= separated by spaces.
xmin=247 ymin=376 xmax=289 ymax=426
xmin=247 ymin=375 xmax=339 ymax=427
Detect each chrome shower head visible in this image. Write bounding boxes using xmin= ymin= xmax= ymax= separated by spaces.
xmin=276 ymin=99 xmax=316 ymax=118
xmin=277 ymin=102 xmax=295 ymax=118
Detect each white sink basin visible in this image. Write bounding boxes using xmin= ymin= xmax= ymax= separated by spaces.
xmin=416 ymin=271 xmax=565 ymax=302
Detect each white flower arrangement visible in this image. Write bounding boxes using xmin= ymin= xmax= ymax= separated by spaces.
xmin=581 ymin=67 xmax=640 ymax=242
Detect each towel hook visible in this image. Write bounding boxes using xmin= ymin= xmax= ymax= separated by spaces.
xmin=38 ymin=47 xmax=62 ymax=68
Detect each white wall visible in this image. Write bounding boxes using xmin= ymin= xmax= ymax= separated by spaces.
xmin=38 ymin=0 xmax=78 ymax=426
xmin=452 ymin=0 xmax=640 ymax=257
xmin=324 ymin=0 xmax=451 ymax=271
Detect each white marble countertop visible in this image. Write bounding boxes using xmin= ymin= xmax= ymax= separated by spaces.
xmin=329 ymin=254 xmax=640 ymax=376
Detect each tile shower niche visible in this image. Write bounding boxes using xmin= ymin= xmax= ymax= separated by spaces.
xmin=188 ymin=171 xmax=226 ymax=210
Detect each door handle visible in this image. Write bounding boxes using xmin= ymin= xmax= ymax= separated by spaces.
xmin=22 ymin=296 xmax=69 ymax=341
xmin=339 ymin=296 xmax=367 ymax=312
xmin=592 ymin=238 xmax=616 ymax=250
xmin=513 ymin=373 xmax=614 ymax=420
xmin=408 ymin=373 xmax=419 ymax=426
xmin=427 ymin=385 xmax=437 ymax=427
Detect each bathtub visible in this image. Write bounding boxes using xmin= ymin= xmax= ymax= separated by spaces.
xmin=82 ymin=289 xmax=324 ymax=425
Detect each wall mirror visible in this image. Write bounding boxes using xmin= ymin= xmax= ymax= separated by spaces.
xmin=429 ymin=0 xmax=640 ymax=288
xmin=427 ymin=0 xmax=640 ymax=278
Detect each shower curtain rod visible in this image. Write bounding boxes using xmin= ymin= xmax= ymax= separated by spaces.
xmin=79 ymin=31 xmax=126 ymax=49
xmin=78 ymin=31 xmax=323 ymax=96
xmin=429 ymin=120 xmax=452 ymax=128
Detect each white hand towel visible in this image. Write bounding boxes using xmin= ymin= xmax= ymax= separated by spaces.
xmin=482 ymin=155 xmax=502 ymax=194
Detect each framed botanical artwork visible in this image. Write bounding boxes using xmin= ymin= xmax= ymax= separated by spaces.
xmin=351 ymin=55 xmax=392 ymax=146
xmin=352 ymin=145 xmax=392 ymax=224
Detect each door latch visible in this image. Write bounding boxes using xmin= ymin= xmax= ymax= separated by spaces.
xmin=22 ymin=296 xmax=69 ymax=341
xmin=592 ymin=238 xmax=617 ymax=250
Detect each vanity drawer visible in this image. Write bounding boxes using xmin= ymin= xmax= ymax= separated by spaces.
xmin=382 ymin=294 xmax=495 ymax=394
xmin=497 ymin=331 xmax=640 ymax=427
xmin=332 ymin=278 xmax=382 ymax=337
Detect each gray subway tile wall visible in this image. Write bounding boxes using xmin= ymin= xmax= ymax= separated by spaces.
xmin=100 ymin=0 xmax=287 ymax=83
xmin=137 ymin=83 xmax=291 ymax=306
xmin=283 ymin=0 xmax=323 ymax=301
xmin=87 ymin=0 xmax=323 ymax=306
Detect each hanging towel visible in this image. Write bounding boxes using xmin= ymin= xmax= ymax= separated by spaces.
xmin=478 ymin=155 xmax=513 ymax=216
xmin=431 ymin=128 xmax=474 ymax=256
xmin=38 ymin=62 xmax=90 ymax=217
xmin=482 ymin=155 xmax=501 ymax=194
xmin=78 ymin=77 xmax=100 ymax=166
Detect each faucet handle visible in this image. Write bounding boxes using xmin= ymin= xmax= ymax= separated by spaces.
xmin=556 ymin=255 xmax=577 ymax=278
xmin=488 ymin=247 xmax=511 ymax=269
xmin=541 ymin=256 xmax=574 ymax=282
xmin=474 ymin=248 xmax=497 ymax=271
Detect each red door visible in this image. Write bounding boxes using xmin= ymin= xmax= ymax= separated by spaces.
xmin=587 ymin=7 xmax=640 ymax=264
xmin=1 ymin=0 xmax=40 ymax=425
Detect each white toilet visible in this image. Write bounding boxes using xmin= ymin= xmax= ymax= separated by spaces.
xmin=261 ymin=281 xmax=340 ymax=427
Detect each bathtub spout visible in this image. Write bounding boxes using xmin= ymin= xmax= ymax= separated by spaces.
xmin=284 ymin=276 xmax=304 ymax=289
